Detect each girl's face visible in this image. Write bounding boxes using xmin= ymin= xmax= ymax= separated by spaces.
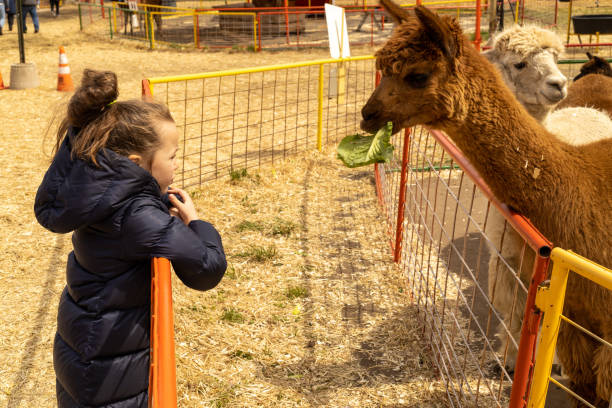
xmin=149 ymin=120 xmax=179 ymax=193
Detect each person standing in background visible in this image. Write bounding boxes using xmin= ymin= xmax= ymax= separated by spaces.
xmin=21 ymin=0 xmax=39 ymax=33
xmin=5 ymin=0 xmax=15 ymax=31
xmin=0 ymin=0 xmax=5 ymax=35
xmin=50 ymin=0 xmax=59 ymax=16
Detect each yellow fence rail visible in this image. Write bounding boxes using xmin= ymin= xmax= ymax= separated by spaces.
xmin=529 ymin=248 xmax=612 ymax=408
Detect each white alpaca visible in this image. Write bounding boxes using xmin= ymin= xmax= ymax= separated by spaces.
xmin=483 ymin=26 xmax=612 ymax=372
xmin=483 ymin=25 xmax=567 ymax=122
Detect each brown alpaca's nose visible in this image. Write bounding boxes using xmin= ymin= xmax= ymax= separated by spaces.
xmin=361 ymin=103 xmax=379 ymax=122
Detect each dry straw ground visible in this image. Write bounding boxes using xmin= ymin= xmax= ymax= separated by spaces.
xmin=0 ymin=5 xmax=453 ymax=407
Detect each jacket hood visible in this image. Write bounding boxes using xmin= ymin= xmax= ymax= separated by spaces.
xmin=35 ymin=127 xmax=162 ymax=233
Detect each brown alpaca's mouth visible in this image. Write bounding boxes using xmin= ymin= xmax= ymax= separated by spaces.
xmin=360 ymin=119 xmax=382 ymax=134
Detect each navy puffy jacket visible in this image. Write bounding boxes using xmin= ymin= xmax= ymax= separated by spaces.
xmin=34 ymin=128 xmax=227 ymax=408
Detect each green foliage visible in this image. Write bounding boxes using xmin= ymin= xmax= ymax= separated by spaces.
xmin=221 ymin=308 xmax=245 ymax=323
xmin=285 ymin=285 xmax=308 ymax=299
xmin=235 ymin=220 xmax=264 ymax=233
xmin=225 ymin=264 xmax=238 ymax=280
xmin=234 ymin=245 xmax=277 ymax=262
xmin=229 ymin=349 xmax=254 ymax=360
xmin=269 ymin=217 xmax=297 ymax=236
xmin=211 ymin=385 xmax=238 ymax=408
xmin=230 ymin=168 xmax=248 ymax=181
xmin=337 ymin=122 xmax=394 ymax=168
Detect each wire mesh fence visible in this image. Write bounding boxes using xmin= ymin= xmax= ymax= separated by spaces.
xmin=77 ymin=0 xmax=108 ymax=30
xmin=76 ymin=0 xmax=485 ymax=49
xmin=520 ymin=0 xmax=558 ymax=27
xmin=144 ymin=56 xmax=376 ymax=187
xmin=375 ymin=126 xmax=553 ymax=408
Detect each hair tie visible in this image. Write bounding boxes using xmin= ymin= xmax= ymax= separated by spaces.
xmin=107 ymin=100 xmax=117 ymax=107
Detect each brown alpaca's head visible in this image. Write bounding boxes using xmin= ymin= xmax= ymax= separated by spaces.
xmin=573 ymin=52 xmax=612 ymax=81
xmin=361 ymin=2 xmax=466 ymax=133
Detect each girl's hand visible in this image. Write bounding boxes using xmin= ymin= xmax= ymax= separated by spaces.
xmin=167 ymin=187 xmax=198 ymax=225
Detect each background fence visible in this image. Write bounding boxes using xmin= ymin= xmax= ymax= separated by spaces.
xmin=77 ymin=0 xmax=486 ymax=49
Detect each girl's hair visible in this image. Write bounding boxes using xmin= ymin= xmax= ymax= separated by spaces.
xmin=55 ymin=69 xmax=174 ymax=165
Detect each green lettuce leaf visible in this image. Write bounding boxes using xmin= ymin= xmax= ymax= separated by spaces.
xmin=336 ymin=122 xmax=394 ymax=168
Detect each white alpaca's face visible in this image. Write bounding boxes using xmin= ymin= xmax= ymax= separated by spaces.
xmin=485 ymin=48 xmax=567 ymax=110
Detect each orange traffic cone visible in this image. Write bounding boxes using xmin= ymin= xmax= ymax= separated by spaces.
xmin=57 ymin=46 xmax=74 ymax=92
xmin=0 ymin=71 xmax=5 ymax=90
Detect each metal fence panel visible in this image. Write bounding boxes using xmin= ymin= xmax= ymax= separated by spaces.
xmin=377 ymin=126 xmax=552 ymax=407
xmin=194 ymin=10 xmax=257 ymax=49
xmin=145 ymin=57 xmax=377 ymax=187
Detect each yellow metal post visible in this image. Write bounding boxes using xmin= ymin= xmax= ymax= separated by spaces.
xmin=514 ymin=0 xmax=520 ymax=24
xmin=337 ymin=9 xmax=347 ymax=105
xmin=112 ymin=1 xmax=117 ymax=33
xmin=317 ymin=64 xmax=324 ymax=151
xmin=150 ymin=12 xmax=156 ymax=49
xmin=528 ymin=263 xmax=569 ymax=408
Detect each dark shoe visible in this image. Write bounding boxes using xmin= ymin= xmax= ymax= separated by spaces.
xmin=34 ymin=29 xmax=38 ymax=33
xmin=0 ymin=27 xmax=3 ymax=35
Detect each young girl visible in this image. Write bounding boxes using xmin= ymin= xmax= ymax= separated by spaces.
xmin=35 ymin=69 xmax=227 ymax=407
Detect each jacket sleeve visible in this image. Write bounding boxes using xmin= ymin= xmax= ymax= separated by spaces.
xmin=121 ymin=202 xmax=226 ymax=291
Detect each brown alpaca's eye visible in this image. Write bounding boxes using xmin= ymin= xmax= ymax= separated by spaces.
xmin=514 ymin=62 xmax=527 ymax=70
xmin=405 ymin=73 xmax=429 ymax=88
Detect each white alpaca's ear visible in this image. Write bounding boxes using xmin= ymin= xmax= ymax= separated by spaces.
xmin=482 ymin=49 xmax=499 ymax=63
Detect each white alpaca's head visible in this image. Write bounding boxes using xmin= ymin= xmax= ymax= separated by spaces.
xmin=483 ymin=25 xmax=567 ymax=121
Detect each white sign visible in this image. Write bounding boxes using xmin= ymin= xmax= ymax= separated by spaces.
xmin=325 ymin=4 xmax=350 ymax=59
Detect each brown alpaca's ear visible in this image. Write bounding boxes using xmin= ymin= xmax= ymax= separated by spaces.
xmin=587 ymin=51 xmax=594 ymax=60
xmin=414 ymin=6 xmax=459 ymax=61
xmin=379 ymin=0 xmax=410 ymax=25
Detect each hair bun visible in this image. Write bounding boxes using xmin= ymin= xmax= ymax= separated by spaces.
xmin=67 ymin=69 xmax=119 ymax=128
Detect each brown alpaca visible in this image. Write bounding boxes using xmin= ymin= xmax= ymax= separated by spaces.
xmin=557 ymin=73 xmax=612 ymax=118
xmin=573 ymin=52 xmax=612 ymax=81
xmin=361 ymin=2 xmax=612 ymax=407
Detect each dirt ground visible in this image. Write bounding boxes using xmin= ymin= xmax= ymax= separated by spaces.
xmin=0 ymin=5 xmax=459 ymax=407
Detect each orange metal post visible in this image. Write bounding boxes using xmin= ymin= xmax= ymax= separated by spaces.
xmin=141 ymin=79 xmax=153 ymax=101
xmin=393 ymin=128 xmax=410 ymax=263
xmin=509 ymin=254 xmax=551 ymax=408
xmin=257 ymin=14 xmax=262 ymax=51
xmin=149 ymin=258 xmax=177 ymax=408
xmin=474 ymin=0 xmax=482 ymax=50
xmin=284 ymin=0 xmax=290 ymax=45
xmin=195 ymin=14 xmax=200 ymax=48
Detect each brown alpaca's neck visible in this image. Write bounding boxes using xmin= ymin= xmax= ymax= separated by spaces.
xmin=441 ymin=47 xmax=577 ymax=220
